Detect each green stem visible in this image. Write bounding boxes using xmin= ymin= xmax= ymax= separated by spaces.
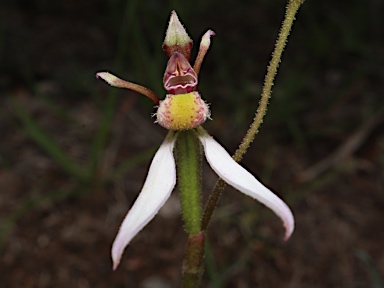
xmin=202 ymin=0 xmax=304 ymax=230
xmin=176 ymin=130 xmax=204 ymax=287
xmin=176 ymin=130 xmax=202 ymax=234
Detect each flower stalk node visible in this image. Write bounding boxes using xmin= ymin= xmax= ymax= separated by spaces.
xmin=182 ymin=232 xmax=205 ymax=287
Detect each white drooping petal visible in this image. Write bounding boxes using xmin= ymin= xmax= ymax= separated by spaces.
xmin=197 ymin=128 xmax=294 ymax=240
xmin=111 ymin=131 xmax=178 ymax=270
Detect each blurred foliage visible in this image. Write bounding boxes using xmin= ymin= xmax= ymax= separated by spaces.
xmin=1 ymin=0 xmax=384 ymax=286
xmin=1 ymin=0 xmax=383 ymax=248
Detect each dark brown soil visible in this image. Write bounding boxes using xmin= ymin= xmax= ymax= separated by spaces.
xmin=1 ymin=0 xmax=383 ymax=287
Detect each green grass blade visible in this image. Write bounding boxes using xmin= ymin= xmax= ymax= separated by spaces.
xmin=88 ymin=0 xmax=139 ymax=177
xmin=12 ymin=101 xmax=87 ymax=181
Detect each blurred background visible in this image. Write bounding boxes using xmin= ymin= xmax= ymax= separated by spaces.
xmin=1 ymin=0 xmax=383 ymax=287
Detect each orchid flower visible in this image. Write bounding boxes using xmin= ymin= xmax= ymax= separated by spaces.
xmin=97 ymin=11 xmax=294 ymax=270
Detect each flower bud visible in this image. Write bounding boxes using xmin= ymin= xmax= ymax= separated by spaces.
xmin=163 ymin=11 xmax=193 ymax=60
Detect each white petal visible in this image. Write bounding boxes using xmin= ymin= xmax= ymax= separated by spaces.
xmin=197 ymin=128 xmax=294 ymax=240
xmin=111 ymin=131 xmax=178 ymax=269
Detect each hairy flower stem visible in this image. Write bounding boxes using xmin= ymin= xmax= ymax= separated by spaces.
xmin=202 ymin=0 xmax=304 ymax=231
xmin=176 ymin=130 xmax=204 ymax=286
xmin=176 ymin=130 xmax=203 ymax=234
